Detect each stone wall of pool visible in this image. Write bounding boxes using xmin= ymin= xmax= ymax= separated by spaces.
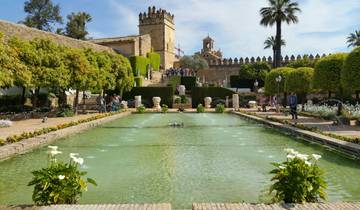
xmin=0 ymin=111 xmax=131 ymax=161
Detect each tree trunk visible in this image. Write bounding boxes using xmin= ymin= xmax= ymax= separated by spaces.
xmin=356 ymin=91 xmax=360 ymax=101
xmin=283 ymin=92 xmax=288 ymax=107
xmin=21 ymin=87 xmax=26 ymax=108
xmin=275 ymin=20 xmax=282 ymax=68
xmin=32 ymin=87 xmax=40 ymax=109
xmin=272 ymin=47 xmax=276 ymax=68
xmin=328 ymin=91 xmax=332 ymax=99
xmin=82 ymin=91 xmax=86 ymax=114
xmin=73 ymin=89 xmax=79 ymax=115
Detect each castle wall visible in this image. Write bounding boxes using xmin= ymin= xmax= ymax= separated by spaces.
xmin=0 ymin=19 xmax=113 ymax=53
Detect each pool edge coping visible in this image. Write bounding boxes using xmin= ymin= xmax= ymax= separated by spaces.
xmin=0 ymin=111 xmax=131 ymax=161
xmin=232 ymin=111 xmax=360 ymax=158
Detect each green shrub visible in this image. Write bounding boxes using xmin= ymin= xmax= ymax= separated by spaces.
xmin=174 ymin=97 xmax=181 ymax=104
xmin=191 ymin=87 xmax=235 ymax=108
xmin=123 ymin=87 xmax=174 ymax=107
xmin=167 ymin=76 xmax=181 ymax=93
xmin=314 ymin=53 xmax=347 ymax=95
xmin=28 ymin=146 xmax=96 ymax=205
xmin=239 ymin=93 xmax=257 ymax=107
xmin=264 ymin=67 xmax=294 ymax=96
xmin=129 ymin=56 xmax=149 ymax=76
xmin=181 ymin=76 xmax=196 ymax=90
xmin=342 ymin=47 xmax=360 ymax=92
xmin=161 ymin=104 xmax=168 ymax=113
xmin=0 ymin=138 xmax=5 ymax=145
xmin=180 ymin=95 xmax=189 ymax=104
xmin=270 ymin=149 xmax=327 ymax=203
xmin=147 ymin=52 xmax=161 ymax=71
xmin=287 ymin=57 xmax=317 ymax=68
xmin=285 ymin=67 xmax=314 ymax=94
xmin=56 ymin=108 xmax=75 ymax=117
xmin=197 ymin=104 xmax=205 ymax=113
xmin=137 ymin=105 xmax=146 ymax=113
xmin=134 ymin=77 xmax=142 ymax=87
xmin=215 ymin=104 xmax=225 ymax=113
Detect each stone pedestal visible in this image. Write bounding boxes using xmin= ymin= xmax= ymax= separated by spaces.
xmin=135 ymin=96 xmax=142 ymax=108
xmin=179 ymin=85 xmax=186 ymax=96
xmin=204 ymin=97 xmax=212 ymax=109
xmin=152 ymin=97 xmax=161 ymax=110
xmin=232 ymin=94 xmax=239 ymax=110
xmin=121 ymin=101 xmax=128 ymax=109
xmin=248 ymin=100 xmax=257 ymax=109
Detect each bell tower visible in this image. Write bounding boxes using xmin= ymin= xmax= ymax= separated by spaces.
xmin=139 ymin=6 xmax=176 ymax=69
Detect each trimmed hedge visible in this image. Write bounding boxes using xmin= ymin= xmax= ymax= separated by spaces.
xmin=230 ymin=75 xmax=264 ymax=89
xmin=134 ymin=77 xmax=142 ymax=87
xmin=167 ymin=76 xmax=181 ymax=93
xmin=285 ymin=67 xmax=314 ymax=94
xmin=129 ymin=56 xmax=149 ymax=76
xmin=181 ymin=76 xmax=196 ymax=90
xmin=191 ymin=87 xmax=235 ymax=108
xmin=342 ymin=47 xmax=360 ymax=92
xmin=123 ymin=87 xmax=174 ymax=107
xmin=265 ymin=67 xmax=294 ymax=95
xmin=147 ymin=52 xmax=161 ymax=71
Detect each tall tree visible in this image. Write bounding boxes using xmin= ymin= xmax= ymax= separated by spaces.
xmin=21 ymin=0 xmax=63 ymax=32
xmin=65 ymin=12 xmax=92 ymax=40
xmin=347 ymin=30 xmax=360 ymax=48
xmin=264 ymin=36 xmax=285 ymax=67
xmin=260 ymin=0 xmax=301 ymax=68
xmin=179 ymin=54 xmax=208 ymax=72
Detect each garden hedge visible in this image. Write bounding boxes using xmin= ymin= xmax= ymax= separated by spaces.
xmin=129 ymin=56 xmax=149 ymax=76
xmin=342 ymin=47 xmax=360 ymax=92
xmin=147 ymin=52 xmax=161 ymax=71
xmin=265 ymin=67 xmax=294 ymax=96
xmin=230 ymin=75 xmax=264 ymax=89
xmin=314 ymin=53 xmax=347 ymax=94
xmin=191 ymin=87 xmax=235 ymax=108
xmin=123 ymin=87 xmax=174 ymax=107
xmin=181 ymin=76 xmax=196 ymax=90
xmin=285 ymin=67 xmax=314 ymax=94
xmin=167 ymin=76 xmax=181 ymax=92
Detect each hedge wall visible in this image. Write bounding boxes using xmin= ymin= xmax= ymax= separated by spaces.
xmin=122 ymin=87 xmax=174 ymax=107
xmin=181 ymin=76 xmax=196 ymax=90
xmin=230 ymin=75 xmax=264 ymax=89
xmin=191 ymin=87 xmax=235 ymax=108
xmin=147 ymin=52 xmax=161 ymax=71
xmin=129 ymin=56 xmax=149 ymax=76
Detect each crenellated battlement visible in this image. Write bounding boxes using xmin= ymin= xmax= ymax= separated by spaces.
xmin=208 ymin=53 xmax=328 ymax=66
xmin=139 ymin=6 xmax=174 ymax=25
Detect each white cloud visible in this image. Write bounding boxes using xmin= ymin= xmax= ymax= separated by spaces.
xmin=91 ymin=0 xmax=360 ymax=58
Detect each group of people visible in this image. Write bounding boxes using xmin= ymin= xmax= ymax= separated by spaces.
xmin=164 ymin=68 xmax=195 ymax=78
xmin=96 ymin=94 xmax=122 ymax=113
xmin=258 ymin=93 xmax=298 ymax=120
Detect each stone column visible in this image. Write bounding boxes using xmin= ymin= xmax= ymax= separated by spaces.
xmin=135 ymin=96 xmax=142 ymax=108
xmin=204 ymin=97 xmax=212 ymax=108
xmin=232 ymin=94 xmax=239 ymax=110
xmin=152 ymin=97 xmax=161 ymax=111
xmin=179 ymin=85 xmax=186 ymax=96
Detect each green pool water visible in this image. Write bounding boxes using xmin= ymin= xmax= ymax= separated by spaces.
xmin=1 ymin=113 xmax=360 ymax=209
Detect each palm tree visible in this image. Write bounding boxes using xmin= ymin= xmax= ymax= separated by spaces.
xmin=260 ymin=0 xmax=301 ymax=68
xmin=264 ymin=36 xmax=286 ymax=67
xmin=347 ymin=30 xmax=360 ymax=48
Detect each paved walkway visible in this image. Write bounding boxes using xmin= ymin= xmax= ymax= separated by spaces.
xmin=193 ymin=202 xmax=360 ymax=210
xmin=0 ymin=113 xmax=99 ymax=140
xmin=242 ymin=109 xmax=360 ymax=139
xmin=0 ymin=204 xmax=171 ymax=210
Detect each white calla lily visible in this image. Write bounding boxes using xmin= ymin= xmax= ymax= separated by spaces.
xmin=48 ymin=146 xmax=58 ymax=150
xmin=58 ymin=175 xmax=65 ymax=180
xmin=312 ymin=154 xmax=322 ymax=160
xmin=50 ymin=150 xmax=62 ymax=156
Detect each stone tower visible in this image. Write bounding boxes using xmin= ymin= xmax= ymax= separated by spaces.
xmin=200 ymin=35 xmax=222 ymax=62
xmin=139 ymin=6 xmax=176 ymax=69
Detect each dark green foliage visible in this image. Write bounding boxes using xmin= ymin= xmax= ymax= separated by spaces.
xmin=123 ymin=87 xmax=174 ymax=107
xmin=22 ymin=0 xmax=63 ymax=32
xmin=180 ymin=95 xmax=189 ymax=104
xmin=181 ymin=76 xmax=196 ymax=90
xmin=134 ymin=77 xmax=142 ymax=87
xmin=239 ymin=93 xmax=257 ymax=107
xmin=313 ymin=53 xmax=347 ymax=93
xmin=174 ymin=97 xmax=181 ymax=104
xmin=147 ymin=52 xmax=160 ymax=71
xmin=191 ymin=87 xmax=235 ymax=108
xmin=230 ymin=76 xmax=264 ymax=89
xmin=136 ymin=105 xmax=146 ymax=113
xmin=56 ymin=107 xmax=74 ymax=117
xmin=161 ymin=104 xmax=168 ymax=113
xmin=239 ymin=62 xmax=270 ymax=80
xmin=285 ymin=67 xmax=314 ymax=94
xmin=197 ymin=104 xmax=205 ymax=113
xmin=265 ymin=67 xmax=294 ymax=95
xmin=215 ymin=104 xmax=225 ymax=113
xmin=347 ymin=30 xmax=360 ymax=48
xmin=129 ymin=56 xmax=149 ymax=76
xmin=167 ymin=76 xmax=181 ymax=92
xmin=342 ymin=47 xmax=360 ymax=92
xmin=64 ymin=12 xmax=92 ymax=40
xmin=287 ymin=58 xmax=316 ymax=68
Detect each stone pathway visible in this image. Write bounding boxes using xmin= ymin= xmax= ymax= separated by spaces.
xmin=0 ymin=113 xmax=99 ymax=140
xmin=242 ymin=110 xmax=360 ymax=139
xmin=193 ymin=202 xmax=360 ymax=210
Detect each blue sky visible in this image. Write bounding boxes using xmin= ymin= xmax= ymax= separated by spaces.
xmin=1 ymin=0 xmax=359 ymax=58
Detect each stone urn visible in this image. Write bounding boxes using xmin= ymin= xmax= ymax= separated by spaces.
xmin=232 ymin=94 xmax=239 ymax=110
xmin=179 ymin=85 xmax=186 ymax=96
xmin=120 ymin=101 xmax=128 ymax=109
xmin=248 ymin=100 xmax=257 ymax=109
xmin=135 ymin=96 xmax=142 ymax=108
xmin=152 ymin=97 xmax=161 ymax=110
xmin=204 ymin=97 xmax=212 ymax=109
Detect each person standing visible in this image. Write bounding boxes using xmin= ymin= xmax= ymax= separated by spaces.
xmin=289 ymin=92 xmax=298 ymax=120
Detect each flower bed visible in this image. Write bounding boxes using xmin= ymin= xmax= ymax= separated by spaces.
xmin=1 ymin=111 xmax=125 ymax=146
